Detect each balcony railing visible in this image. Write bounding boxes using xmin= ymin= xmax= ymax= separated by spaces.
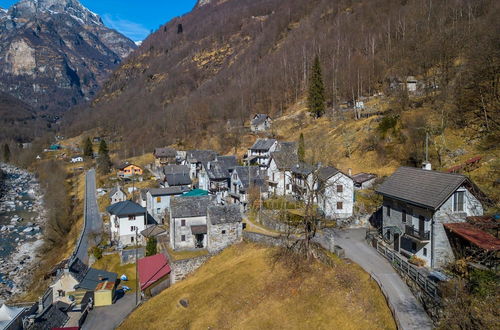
xmin=405 ymin=225 xmax=430 ymax=241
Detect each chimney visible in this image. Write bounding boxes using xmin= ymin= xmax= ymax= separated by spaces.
xmin=38 ymin=296 xmax=44 ymax=314
xmin=348 ymin=168 xmax=352 ymax=176
xmin=98 ymin=275 xmax=104 ymax=281
xmin=422 ymin=162 xmax=432 ymax=171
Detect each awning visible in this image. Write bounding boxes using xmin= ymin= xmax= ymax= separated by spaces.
xmin=444 ymin=222 xmax=500 ymax=251
xmin=191 ymin=225 xmax=207 ymax=235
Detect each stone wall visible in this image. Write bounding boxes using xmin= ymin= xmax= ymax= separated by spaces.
xmin=170 ymin=254 xmax=211 ymax=284
xmin=258 ymin=210 xmax=291 ymax=233
xmin=242 ymin=231 xmax=286 ymax=246
xmin=207 ymin=222 xmax=242 ymax=253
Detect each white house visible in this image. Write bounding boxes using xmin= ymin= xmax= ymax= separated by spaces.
xmin=107 ymin=201 xmax=148 ymax=246
xmin=267 ymin=150 xmax=298 ymax=196
xmin=250 ymin=114 xmax=272 ymax=132
xmin=109 ymin=185 xmax=127 ymax=205
xmin=70 ymin=156 xmax=83 ymax=163
xmin=207 ymin=204 xmax=243 ymax=253
xmin=376 ymin=166 xmax=485 ymax=268
xmin=316 ymin=166 xmax=354 ymax=219
xmin=246 ymin=138 xmax=278 ymax=169
xmin=230 ymin=166 xmax=268 ymax=210
xmin=169 ymin=196 xmax=212 ymax=250
xmin=146 ymin=187 xmax=190 ymax=223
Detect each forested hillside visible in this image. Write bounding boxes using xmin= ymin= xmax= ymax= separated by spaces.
xmin=66 ymin=0 xmax=498 ymax=154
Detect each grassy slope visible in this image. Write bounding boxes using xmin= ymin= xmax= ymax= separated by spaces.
xmin=120 ymin=243 xmax=395 ymax=330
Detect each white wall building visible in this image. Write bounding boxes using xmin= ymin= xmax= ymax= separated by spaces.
xmin=107 ymin=201 xmax=148 ymax=246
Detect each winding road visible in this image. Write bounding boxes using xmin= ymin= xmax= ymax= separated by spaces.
xmin=74 ymin=169 xmax=103 ymax=264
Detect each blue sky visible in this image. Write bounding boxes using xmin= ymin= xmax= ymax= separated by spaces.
xmin=0 ymin=0 xmax=197 ymax=41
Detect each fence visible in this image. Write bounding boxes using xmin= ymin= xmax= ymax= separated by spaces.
xmin=369 ymin=234 xmax=440 ymax=299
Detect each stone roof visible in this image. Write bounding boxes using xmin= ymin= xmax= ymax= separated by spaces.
xmin=270 ymin=151 xmax=298 ymax=170
xmin=162 ymin=164 xmax=189 ymax=175
xmin=250 ymin=138 xmax=277 ymax=151
xmin=352 ymin=172 xmax=377 ymax=184
xmin=154 ymin=147 xmax=176 ymax=158
xmin=376 ymin=167 xmax=470 ymax=210
xmin=216 ymin=155 xmax=238 ymax=171
xmin=165 ymin=172 xmax=192 ymax=186
xmin=68 ymin=257 xmax=88 ymax=283
xmin=233 ymin=166 xmax=268 ymax=191
xmin=148 ymin=186 xmax=190 ymax=196
xmin=208 ymin=204 xmax=242 ymax=225
xmin=205 ymin=162 xmax=230 ymax=180
xmin=291 ymin=162 xmax=314 ymax=176
xmin=251 ymin=114 xmax=270 ymax=126
xmin=170 ymin=196 xmax=211 ymax=218
xmin=107 ymin=200 xmax=146 ymax=216
xmin=31 ymin=302 xmax=69 ymax=330
xmin=186 ymin=150 xmax=218 ymax=163
xmin=317 ymin=166 xmax=340 ymax=181
xmin=140 ymin=225 xmax=167 ymax=238
xmin=276 ymin=141 xmax=297 ymax=153
xmin=76 ymin=267 xmax=118 ymax=291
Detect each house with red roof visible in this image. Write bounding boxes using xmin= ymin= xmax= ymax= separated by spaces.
xmin=138 ymin=254 xmax=171 ymax=297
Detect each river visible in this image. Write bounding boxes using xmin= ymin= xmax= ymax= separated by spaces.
xmin=0 ymin=163 xmax=46 ymax=304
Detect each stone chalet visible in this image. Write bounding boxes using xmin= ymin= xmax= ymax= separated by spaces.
xmin=153 ymin=147 xmax=177 ymax=167
xmin=376 ymin=166 xmax=485 ymax=268
xmin=207 ymin=204 xmax=243 ymax=253
xmin=169 ymin=196 xmax=213 ymax=251
xmin=109 ymin=185 xmax=126 ymax=205
xmin=246 ymin=138 xmax=278 ymax=169
xmin=230 ymin=166 xmax=268 ymax=210
xmin=198 ymin=156 xmax=238 ymax=200
xmin=352 ymin=172 xmax=377 ymax=190
xmin=267 ymin=144 xmax=298 ymax=196
xmin=162 ymin=164 xmax=192 ymax=188
xmin=250 ymin=114 xmax=272 ymax=132
xmin=183 ymin=150 xmax=218 ymax=180
xmin=107 ymin=200 xmax=147 ymax=246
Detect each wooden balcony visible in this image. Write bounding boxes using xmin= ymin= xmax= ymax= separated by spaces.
xmin=405 ymin=225 xmax=430 ymax=241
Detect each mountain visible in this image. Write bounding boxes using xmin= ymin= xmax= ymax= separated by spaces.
xmin=69 ymin=0 xmax=498 ymax=157
xmin=0 ymin=0 xmax=137 ymax=116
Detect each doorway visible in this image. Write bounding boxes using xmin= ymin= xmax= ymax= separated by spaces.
xmin=195 ymin=234 xmax=204 ymax=248
xmin=393 ymin=233 xmax=400 ymax=252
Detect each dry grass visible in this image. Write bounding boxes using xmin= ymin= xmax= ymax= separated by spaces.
xmin=119 ymin=243 xmax=395 ymax=330
xmin=92 ymin=253 xmax=138 ymax=292
xmin=163 ymin=244 xmax=209 ymax=262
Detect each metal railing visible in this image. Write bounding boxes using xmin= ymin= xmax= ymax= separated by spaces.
xmin=405 ymin=225 xmax=430 ymax=241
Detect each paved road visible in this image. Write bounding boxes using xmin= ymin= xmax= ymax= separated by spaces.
xmin=83 ymin=293 xmax=137 ymax=330
xmin=75 ymin=169 xmax=103 ymax=264
xmin=329 ymin=228 xmax=433 ymax=330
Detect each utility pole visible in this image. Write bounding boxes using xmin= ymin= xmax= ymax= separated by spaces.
xmin=425 ymin=131 xmax=429 ymax=163
xmin=135 ymin=227 xmax=139 ymax=305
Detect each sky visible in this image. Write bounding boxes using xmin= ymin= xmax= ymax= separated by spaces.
xmin=0 ymin=0 xmax=198 ymax=41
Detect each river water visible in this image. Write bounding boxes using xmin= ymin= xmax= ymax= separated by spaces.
xmin=0 ymin=163 xmax=45 ymax=303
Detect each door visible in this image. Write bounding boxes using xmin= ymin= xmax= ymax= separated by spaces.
xmin=195 ymin=234 xmax=204 ymax=248
xmin=393 ymin=233 xmax=400 ymax=252
xmin=419 ymin=216 xmax=425 ymax=236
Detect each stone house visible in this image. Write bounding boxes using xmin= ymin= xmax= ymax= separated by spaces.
xmin=316 ymin=166 xmax=354 ymax=219
xmin=250 ymin=114 xmax=272 ymax=132
xmin=246 ymin=138 xmax=278 ymax=169
xmin=352 ymin=172 xmax=377 ymax=190
xmin=376 ymin=166 xmax=485 ymax=268
xmin=183 ymin=150 xmax=218 ymax=180
xmin=153 ymin=147 xmax=177 ymax=168
xmin=107 ymin=200 xmax=148 ymax=246
xmin=162 ymin=164 xmax=192 ymax=188
xmin=229 ymin=166 xmax=268 ymax=211
xmin=267 ymin=146 xmax=298 ymax=196
xmin=146 ymin=187 xmax=190 ymax=223
xmin=109 ymin=185 xmax=127 ymax=205
xmin=169 ymin=196 xmax=212 ymax=251
xmin=198 ymin=156 xmax=237 ymax=201
xmin=207 ymin=204 xmax=243 ymax=253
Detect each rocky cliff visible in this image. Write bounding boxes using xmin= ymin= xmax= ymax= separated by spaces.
xmin=0 ymin=0 xmax=137 ymax=115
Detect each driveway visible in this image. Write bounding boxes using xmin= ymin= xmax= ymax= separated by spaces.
xmin=75 ymin=169 xmax=103 ymax=264
xmin=83 ymin=292 xmax=137 ymax=330
xmin=329 ymin=228 xmax=433 ymax=330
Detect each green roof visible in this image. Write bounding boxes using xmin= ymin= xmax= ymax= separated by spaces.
xmin=182 ymin=189 xmax=209 ymax=197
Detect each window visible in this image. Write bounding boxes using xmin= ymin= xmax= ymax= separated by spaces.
xmin=411 ymin=242 xmax=417 ymax=252
xmin=337 ymin=185 xmax=343 ymax=193
xmin=222 ymin=230 xmax=226 ymax=234
xmin=453 ymin=191 xmax=465 ymax=212
xmin=156 ymin=196 xmax=161 ymax=203
xmin=181 ymin=219 xmax=186 ymax=227
xmin=386 ymin=205 xmax=391 ymax=217
xmin=181 ymin=235 xmax=186 ymax=242
xmin=402 ymin=210 xmax=407 ymax=223
xmin=58 ymin=290 xmax=65 ymax=297
xmin=128 ymin=215 xmax=136 ymax=220
xmin=130 ymin=226 xmax=136 ymax=232
xmin=337 ymin=202 xmax=343 ymax=210
xmin=131 ymin=236 xmax=134 ymax=243
xmin=423 ymin=248 xmax=427 ymax=256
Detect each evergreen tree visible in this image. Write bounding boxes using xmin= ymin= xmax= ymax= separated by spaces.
xmin=307 ymin=55 xmax=326 ymax=118
xmin=298 ymin=133 xmax=305 ymax=162
xmin=83 ymin=137 xmax=93 ymax=158
xmin=3 ymin=144 xmax=10 ymax=163
xmin=146 ymin=237 xmax=157 ymax=256
xmin=97 ymin=139 xmax=111 ymax=174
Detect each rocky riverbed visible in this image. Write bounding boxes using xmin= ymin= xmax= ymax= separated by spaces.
xmin=0 ymin=163 xmax=46 ymax=304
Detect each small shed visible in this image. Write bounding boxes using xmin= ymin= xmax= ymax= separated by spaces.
xmin=138 ymin=254 xmax=171 ymax=297
xmin=94 ymin=281 xmax=115 ymax=307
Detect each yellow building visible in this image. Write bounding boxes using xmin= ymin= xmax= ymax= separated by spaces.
xmin=117 ymin=163 xmax=143 ymax=178
xmin=94 ymin=281 xmax=115 ymax=307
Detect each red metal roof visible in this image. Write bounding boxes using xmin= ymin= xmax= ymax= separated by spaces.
xmin=444 ymin=222 xmax=500 ymax=251
xmin=138 ymin=254 xmax=171 ymax=291
xmin=465 ymin=156 xmax=482 ymax=165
